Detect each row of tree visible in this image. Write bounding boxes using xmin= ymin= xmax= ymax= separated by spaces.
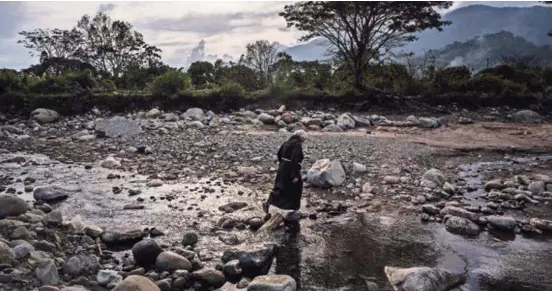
xmin=5 ymin=1 xmax=552 ymax=98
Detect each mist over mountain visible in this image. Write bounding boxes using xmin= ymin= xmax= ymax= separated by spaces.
xmin=282 ymin=4 xmax=552 ymax=62
xmin=418 ymin=31 xmax=552 ymax=72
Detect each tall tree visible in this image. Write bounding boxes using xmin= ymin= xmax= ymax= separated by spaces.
xmin=74 ymin=12 xmax=162 ymax=77
xmin=187 ymin=61 xmax=214 ymax=87
xmin=280 ymin=1 xmax=452 ymax=90
xmin=245 ymin=40 xmax=279 ymax=88
xmin=18 ymin=28 xmax=81 ymax=60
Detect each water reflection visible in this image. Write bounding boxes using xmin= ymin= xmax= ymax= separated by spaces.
xmin=274 ymin=220 xmax=302 ymax=290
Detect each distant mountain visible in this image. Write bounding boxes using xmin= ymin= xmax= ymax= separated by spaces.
xmin=282 ymin=5 xmax=552 ymax=61
xmin=404 ymin=5 xmax=552 ymax=54
xmin=418 ymin=31 xmax=552 ymax=72
xmin=282 ymin=38 xmax=332 ymax=62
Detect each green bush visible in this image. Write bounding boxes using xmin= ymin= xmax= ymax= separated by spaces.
xmin=0 ymin=69 xmax=26 ymax=93
xmin=217 ymin=82 xmax=245 ymax=98
xmin=148 ymin=70 xmax=191 ymax=97
xmin=28 ymin=71 xmax=97 ymax=94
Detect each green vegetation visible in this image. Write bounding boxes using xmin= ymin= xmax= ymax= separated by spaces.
xmin=1 ymin=2 xmax=552 ymax=115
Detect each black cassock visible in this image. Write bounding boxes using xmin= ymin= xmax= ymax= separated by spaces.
xmin=267 ymin=136 xmax=304 ymax=211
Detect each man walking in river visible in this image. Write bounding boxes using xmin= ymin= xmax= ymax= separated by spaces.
xmin=263 ymin=130 xmax=307 ymax=222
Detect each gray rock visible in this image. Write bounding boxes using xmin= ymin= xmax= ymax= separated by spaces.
xmin=258 ymin=113 xmax=275 ymax=124
xmin=63 ymin=254 xmax=100 ymax=278
xmin=337 ymin=113 xmax=355 ymax=129
xmin=33 ymin=186 xmax=69 ymax=202
xmin=44 ymin=209 xmax=63 ymax=226
xmin=95 ymin=117 xmax=141 ymax=138
xmin=0 ymin=241 xmax=15 ymax=265
xmin=445 ymin=216 xmax=481 ymax=236
xmin=384 ymin=266 xmax=466 ymax=291
xmin=36 ymin=259 xmax=59 ymax=285
xmin=418 ymin=117 xmax=440 ymax=129
xmin=458 ymin=117 xmax=473 ymax=124
xmin=443 ymin=182 xmax=455 ymax=195
xmin=307 ymin=159 xmax=346 ymax=188
xmin=247 ymin=275 xmax=296 ymax=291
xmin=440 ymin=206 xmax=479 ymax=222
xmin=182 ymin=108 xmax=205 ymax=121
xmin=13 ymin=241 xmax=35 ymax=259
xmin=155 ymin=278 xmax=172 ymax=291
xmin=101 ymin=229 xmax=147 ymax=244
xmin=487 ymin=215 xmax=517 ymax=231
xmin=420 ymin=169 xmax=445 ymax=188
xmin=321 ymin=124 xmax=344 ymax=132
xmin=155 ymin=251 xmax=192 ymax=272
xmin=112 ymin=275 xmax=160 ymax=291
xmin=484 ymin=180 xmax=504 ymax=191
xmin=181 ymin=232 xmax=199 ymax=246
xmin=187 ymin=121 xmax=206 ymax=129
xmin=100 ymin=156 xmax=122 ymax=169
xmin=31 ymin=108 xmax=59 ymax=124
xmin=512 ymin=110 xmax=543 ymax=124
xmin=39 ymin=286 xmax=62 ymax=291
xmin=146 ymin=109 xmax=162 ymax=119
xmin=146 ymin=179 xmax=164 ymax=187
xmin=97 ymin=269 xmax=123 ymax=286
xmin=352 ymin=162 xmax=367 ymax=174
xmin=352 ymin=115 xmax=372 ymax=127
xmin=0 ymin=195 xmax=30 ymax=218
xmin=421 ymin=204 xmax=439 ymax=215
xmin=163 ymin=113 xmax=179 ymax=122
xmin=192 ymin=268 xmax=226 ymax=289
xmin=528 ymin=181 xmax=545 ymax=194
xmin=132 ymin=239 xmax=163 ymax=267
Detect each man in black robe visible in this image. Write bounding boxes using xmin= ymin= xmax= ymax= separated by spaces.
xmin=263 ymin=130 xmax=308 ymax=215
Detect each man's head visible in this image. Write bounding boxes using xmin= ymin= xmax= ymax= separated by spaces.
xmin=293 ymin=130 xmax=308 ymax=142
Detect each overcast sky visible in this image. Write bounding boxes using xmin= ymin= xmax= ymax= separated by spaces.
xmin=0 ymin=1 xmax=544 ymax=70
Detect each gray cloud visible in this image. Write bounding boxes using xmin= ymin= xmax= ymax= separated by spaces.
xmin=98 ymin=3 xmax=116 ymax=14
xmin=139 ymin=11 xmax=278 ymax=36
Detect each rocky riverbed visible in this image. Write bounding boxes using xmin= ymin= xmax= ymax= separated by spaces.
xmin=0 ymin=106 xmax=551 ymax=291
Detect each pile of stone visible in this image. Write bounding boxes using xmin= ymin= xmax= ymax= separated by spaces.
xmin=419 ymin=172 xmax=552 ymax=237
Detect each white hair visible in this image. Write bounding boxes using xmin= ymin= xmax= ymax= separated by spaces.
xmin=293 ymin=130 xmax=308 ymax=141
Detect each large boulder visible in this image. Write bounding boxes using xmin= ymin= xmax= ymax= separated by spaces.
xmin=384 ymin=266 xmax=466 ymax=291
xmin=239 ymin=247 xmax=275 ymax=278
xmin=512 ymin=110 xmax=543 ymax=124
xmin=307 ymin=159 xmax=346 ymax=188
xmin=420 ymin=169 xmax=445 ymax=188
xmin=0 ymin=195 xmax=30 ymax=218
xmin=33 ymin=187 xmax=69 ymax=203
xmin=321 ymin=124 xmax=344 ymax=132
xmin=444 ymin=216 xmax=481 ymax=236
xmin=112 ymin=275 xmax=160 ymax=291
xmin=132 ymin=239 xmax=163 ymax=267
xmin=337 ymin=113 xmax=355 ymax=129
xmin=182 ymin=108 xmax=205 ymax=121
xmin=0 ymin=241 xmax=15 ymax=265
xmin=95 ymin=117 xmax=141 ymax=138
xmin=155 ymin=251 xmax=192 ymax=271
xmin=247 ymin=275 xmax=296 ymax=291
xmin=31 ymin=108 xmax=59 ymax=124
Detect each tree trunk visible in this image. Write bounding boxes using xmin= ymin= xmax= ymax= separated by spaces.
xmin=352 ymin=61 xmax=365 ymax=91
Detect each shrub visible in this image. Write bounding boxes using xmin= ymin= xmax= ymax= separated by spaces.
xmin=148 ymin=70 xmax=191 ymax=97
xmin=0 ymin=69 xmax=26 ymax=93
xmin=217 ymin=82 xmax=245 ymax=98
